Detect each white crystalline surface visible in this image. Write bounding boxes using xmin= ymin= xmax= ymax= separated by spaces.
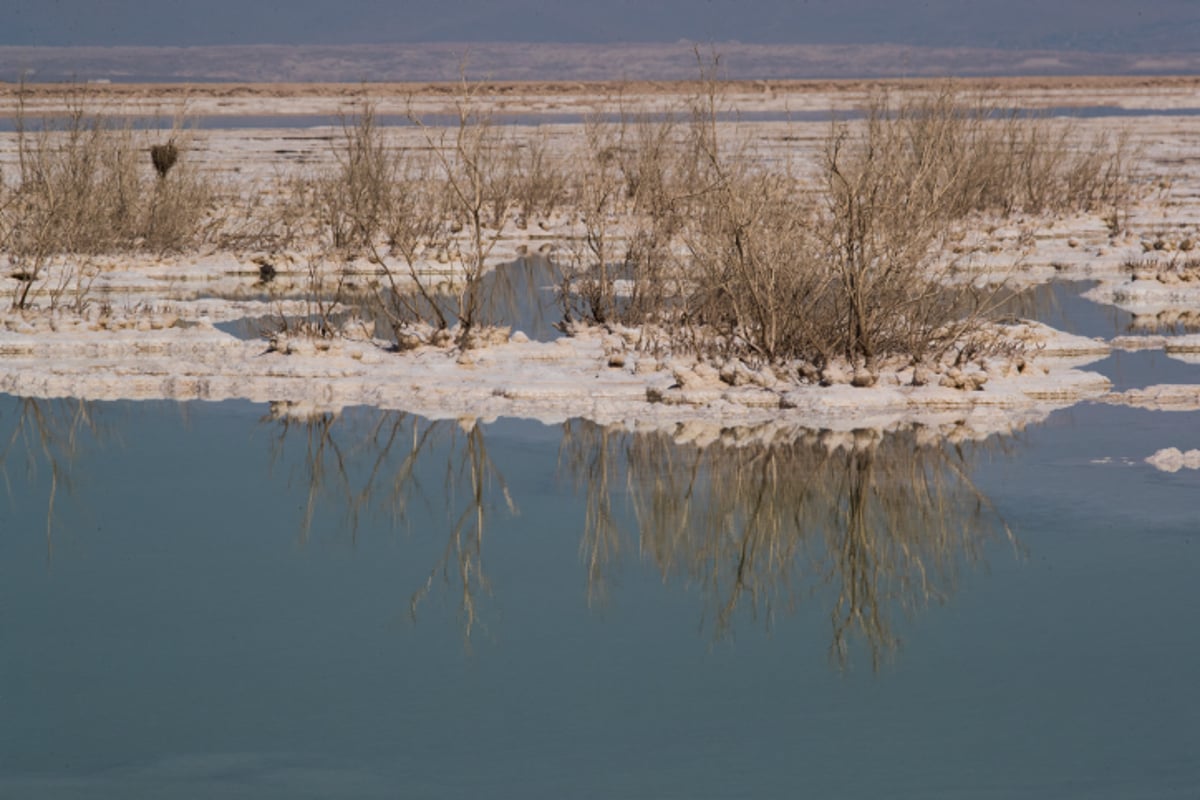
xmin=0 ymin=304 xmax=1115 ymax=439
xmin=1145 ymin=448 xmax=1200 ymax=473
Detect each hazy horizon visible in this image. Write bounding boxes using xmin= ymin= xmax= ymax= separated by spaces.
xmin=6 ymin=1 xmax=1199 ymax=53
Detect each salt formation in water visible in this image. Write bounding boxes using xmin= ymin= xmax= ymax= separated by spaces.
xmin=1145 ymin=447 xmax=1200 ymax=472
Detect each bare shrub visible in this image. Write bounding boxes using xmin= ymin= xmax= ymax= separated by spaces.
xmin=0 ymin=86 xmax=216 ymax=309
xmin=681 ymin=168 xmax=833 ymax=364
xmin=271 ymin=103 xmax=441 ymax=341
xmin=667 ymin=70 xmax=839 ymax=365
xmin=506 ymin=132 xmax=568 ymax=223
xmin=813 ymin=88 xmax=1136 ymax=366
xmin=655 ymin=84 xmax=1139 ymax=370
xmin=324 ymin=79 xmax=539 ymax=348
xmin=318 ymin=104 xmax=397 ymax=253
xmin=951 ymin=99 xmax=1136 ymax=221
xmin=412 ymin=81 xmax=522 ymax=343
xmin=560 ymin=104 xmax=691 ymax=330
xmin=309 ymin=89 xmax=534 ymax=348
xmin=561 ymin=73 xmax=1010 ymax=370
xmin=150 ymin=140 xmax=178 ymax=178
xmin=818 ymin=94 xmax=985 ymax=365
xmin=559 ymin=117 xmax=630 ymax=325
xmin=141 ymin=152 xmax=217 ymax=253
xmin=240 ymin=74 xmax=1136 ymax=366
xmin=218 ymin=170 xmax=319 ymax=253
xmin=266 ymin=256 xmax=349 ymax=343
xmin=6 ymin=104 xmax=141 ymax=258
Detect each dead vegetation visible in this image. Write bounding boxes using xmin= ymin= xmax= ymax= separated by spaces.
xmin=0 ymin=77 xmax=1140 ymax=371
xmin=0 ymin=86 xmax=216 ymax=310
xmin=554 ymin=80 xmax=1138 ymax=376
xmin=270 ymin=89 xmax=556 ymax=349
xmin=1125 ymin=253 xmax=1200 ymax=285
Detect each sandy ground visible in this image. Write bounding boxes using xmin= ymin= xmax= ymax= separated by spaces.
xmin=2 ymin=81 xmax=1200 ymax=438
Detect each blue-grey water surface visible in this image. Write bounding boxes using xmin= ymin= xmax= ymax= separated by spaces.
xmin=1 ymin=384 xmax=1197 ymax=799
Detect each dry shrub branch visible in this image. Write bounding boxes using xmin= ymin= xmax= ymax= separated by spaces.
xmin=0 ymin=85 xmax=216 ymax=310
xmin=560 ymin=81 xmax=1138 ymax=372
xmin=302 ymin=88 xmax=541 ymax=349
xmin=1 ymin=78 xmax=1136 ymax=367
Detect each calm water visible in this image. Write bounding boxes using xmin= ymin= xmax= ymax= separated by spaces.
xmin=4 ymin=106 xmax=1200 ymax=133
xmin=215 ymin=255 xmax=564 ymax=344
xmin=997 ymin=279 xmax=1200 ymax=390
xmin=1 ymin=384 xmax=1197 ymax=798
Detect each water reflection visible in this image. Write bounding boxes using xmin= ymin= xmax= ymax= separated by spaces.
xmin=400 ymin=254 xmax=562 ymax=342
xmin=0 ymin=397 xmax=104 ymax=558
xmin=993 ymin=280 xmax=1123 ymax=339
xmin=1127 ymin=308 xmax=1200 ymax=334
xmin=995 ymin=279 xmax=1200 ymax=338
xmin=562 ymin=420 xmax=1013 ymax=668
xmin=260 ymin=407 xmax=1016 ymax=669
xmin=5 ymin=396 xmax=1014 ymax=668
xmin=262 ymin=404 xmax=515 ymax=640
xmin=474 ymin=255 xmax=563 ymax=341
xmin=215 ymin=255 xmax=564 ymax=344
xmin=5 ymin=105 xmax=1197 ymax=134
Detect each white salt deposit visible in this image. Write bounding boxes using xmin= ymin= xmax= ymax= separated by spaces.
xmin=2 ymin=84 xmax=1200 ymax=439
xmin=1145 ymin=447 xmax=1200 ymax=472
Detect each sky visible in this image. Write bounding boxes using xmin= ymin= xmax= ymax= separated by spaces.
xmin=4 ymin=0 xmax=1197 ymax=52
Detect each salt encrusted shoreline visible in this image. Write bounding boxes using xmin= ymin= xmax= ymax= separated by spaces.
xmin=3 ymin=84 xmax=1200 ymax=439
xmin=0 ymin=304 xmax=1114 ymax=438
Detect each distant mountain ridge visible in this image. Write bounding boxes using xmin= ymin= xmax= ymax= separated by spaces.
xmin=3 ymin=42 xmax=1200 ymax=84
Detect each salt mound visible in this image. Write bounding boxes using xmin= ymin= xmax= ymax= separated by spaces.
xmin=1145 ymin=447 xmax=1200 ymax=472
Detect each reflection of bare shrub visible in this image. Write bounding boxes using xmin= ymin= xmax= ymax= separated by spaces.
xmin=0 ymin=397 xmax=102 ymax=557
xmin=410 ymin=418 xmax=516 ymax=641
xmin=561 ymin=420 xmax=1012 ymax=670
xmin=264 ymin=408 xmax=515 ymax=644
xmin=560 ymin=420 xmax=627 ymax=605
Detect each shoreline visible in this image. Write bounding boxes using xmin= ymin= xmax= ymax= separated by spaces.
xmin=3 ymin=83 xmax=1199 ymax=438
xmin=5 ymin=75 xmax=1200 ymax=119
xmin=0 ymin=309 xmax=1125 ymax=437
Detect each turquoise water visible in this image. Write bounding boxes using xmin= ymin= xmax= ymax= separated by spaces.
xmin=1 ymin=392 xmax=1197 ymax=799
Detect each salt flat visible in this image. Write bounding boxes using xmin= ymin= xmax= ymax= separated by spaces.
xmin=2 ymin=78 xmax=1199 ymax=437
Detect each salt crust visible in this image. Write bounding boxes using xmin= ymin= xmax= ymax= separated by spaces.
xmin=0 ymin=307 xmax=1114 ymax=440
xmin=1145 ymin=447 xmax=1200 ymax=472
xmin=3 ymin=90 xmax=1200 ymax=440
